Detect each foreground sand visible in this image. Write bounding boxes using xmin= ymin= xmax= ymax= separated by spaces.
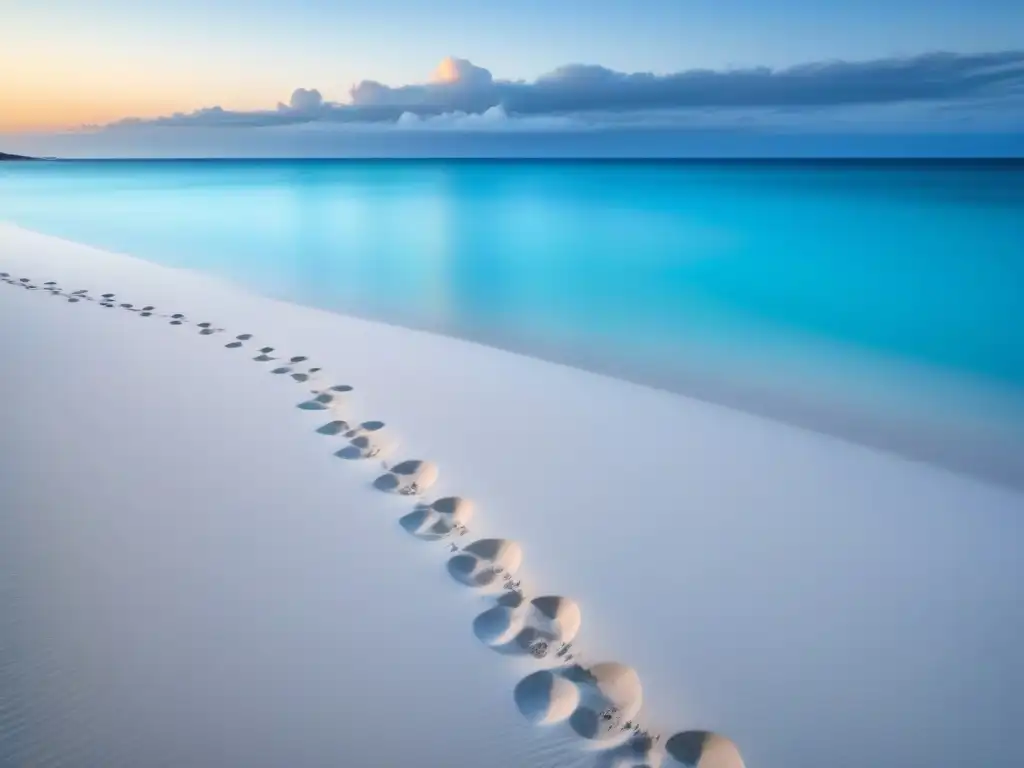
xmin=1 ymin=222 xmax=1022 ymax=768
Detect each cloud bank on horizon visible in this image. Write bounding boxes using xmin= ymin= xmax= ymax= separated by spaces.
xmin=98 ymin=50 xmax=1024 ymax=132
xmin=6 ymin=50 xmax=1023 ymax=158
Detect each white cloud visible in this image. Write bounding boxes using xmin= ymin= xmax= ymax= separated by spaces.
xmin=394 ymin=104 xmax=582 ymax=131
xmin=284 ymin=88 xmax=324 ymax=113
xmin=430 ymin=56 xmax=493 ymax=87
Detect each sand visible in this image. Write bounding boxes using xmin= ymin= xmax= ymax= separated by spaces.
xmin=1 ymin=221 xmax=1022 ymax=768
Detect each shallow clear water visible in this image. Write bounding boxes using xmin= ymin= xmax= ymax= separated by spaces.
xmin=3 ymin=159 xmax=1023 ymax=475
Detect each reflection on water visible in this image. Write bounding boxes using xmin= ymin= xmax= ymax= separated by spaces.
xmin=2 ymin=159 xmax=1023 ymax=481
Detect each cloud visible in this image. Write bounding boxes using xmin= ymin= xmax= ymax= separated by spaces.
xmin=511 ymin=51 xmax=1024 ymax=112
xmin=354 ymin=50 xmax=1024 ymax=119
xmin=430 ymin=56 xmax=493 ymax=87
xmin=60 ymin=50 xmax=1024 ymax=135
xmin=394 ymin=104 xmax=582 ymax=131
xmin=281 ymin=87 xmax=324 ymax=114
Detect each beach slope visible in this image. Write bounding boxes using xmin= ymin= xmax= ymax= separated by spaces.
xmin=1 ymin=222 xmax=1021 ymax=768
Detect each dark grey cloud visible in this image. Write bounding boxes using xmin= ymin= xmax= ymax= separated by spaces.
xmin=509 ymin=51 xmax=1024 ymax=112
xmin=102 ymin=50 xmax=1024 ymax=130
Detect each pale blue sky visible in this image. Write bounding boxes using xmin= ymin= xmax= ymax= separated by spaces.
xmin=5 ymin=0 xmax=1024 ymax=127
xmin=3 ymin=0 xmax=1022 ymax=155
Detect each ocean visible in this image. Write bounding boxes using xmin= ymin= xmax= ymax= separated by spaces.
xmin=2 ymin=159 xmax=1023 ymax=483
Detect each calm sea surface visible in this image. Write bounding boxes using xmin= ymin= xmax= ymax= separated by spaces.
xmin=3 ymin=159 xmax=1023 ymax=480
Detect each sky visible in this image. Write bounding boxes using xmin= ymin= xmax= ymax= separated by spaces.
xmin=2 ymin=0 xmax=1023 ymax=156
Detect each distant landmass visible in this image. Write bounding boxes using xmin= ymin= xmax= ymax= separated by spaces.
xmin=0 ymin=152 xmax=36 ymax=161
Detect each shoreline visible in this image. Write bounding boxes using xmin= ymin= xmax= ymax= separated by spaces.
xmin=283 ymin=297 xmax=1024 ymax=492
xmin=2 ymin=223 xmax=1021 ymax=768
xmin=6 ymin=219 xmax=1017 ymax=491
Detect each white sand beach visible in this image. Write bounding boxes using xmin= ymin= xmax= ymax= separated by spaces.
xmin=1 ymin=221 xmax=1022 ymax=768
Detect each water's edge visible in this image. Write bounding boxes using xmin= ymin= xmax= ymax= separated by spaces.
xmin=10 ymin=220 xmax=1020 ymax=491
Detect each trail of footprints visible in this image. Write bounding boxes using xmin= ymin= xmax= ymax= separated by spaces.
xmin=2 ymin=271 xmax=744 ymax=768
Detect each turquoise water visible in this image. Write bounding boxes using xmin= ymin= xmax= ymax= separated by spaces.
xmin=3 ymin=160 xmax=1023 ymax=473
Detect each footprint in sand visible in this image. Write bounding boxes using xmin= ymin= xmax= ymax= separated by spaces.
xmin=298 ymin=385 xmax=353 ymax=412
xmin=562 ymin=663 xmax=644 ymax=743
xmin=473 ymin=595 xmax=581 ymax=657
xmin=298 ymin=392 xmax=337 ymax=410
xmin=593 ymin=731 xmax=667 ymax=768
xmin=345 ymin=420 xmax=386 ymax=437
xmin=11 ymin=280 xmax=703 ymax=764
xmin=374 ymin=459 xmax=438 ymax=495
xmin=336 ymin=436 xmax=392 ymax=460
xmin=316 ymin=420 xmax=351 ymax=436
xmin=399 ymin=496 xmax=474 ymax=540
xmin=447 ymin=538 xmax=522 ymax=588
xmin=253 ymin=346 xmax=276 ymax=362
xmin=513 ymin=670 xmax=582 ymax=726
xmin=271 ymin=356 xmax=311 ymax=374
xmin=336 ymin=421 xmax=397 ymax=460
xmin=324 ymin=384 xmax=354 ymax=397
xmin=663 ymin=731 xmax=744 ymax=768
